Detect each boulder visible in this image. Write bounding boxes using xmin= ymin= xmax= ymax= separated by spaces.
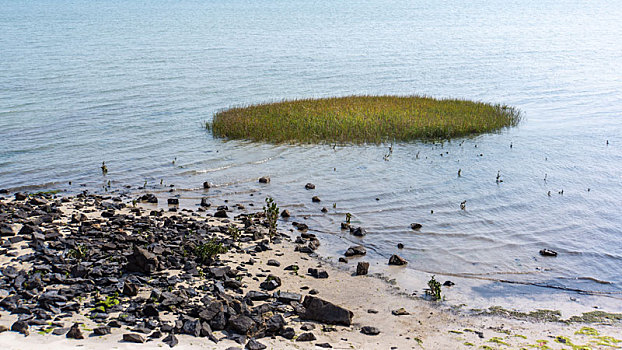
xmin=301 ymin=296 xmax=353 ymax=326
xmin=344 ymin=245 xmax=366 ymax=257
xmin=361 ymin=326 xmax=381 ymax=335
xmin=163 ymin=333 xmax=178 ymax=347
xmin=356 ymin=262 xmax=369 ymax=276
xmin=66 ymin=323 xmax=84 ymax=339
xmin=123 ymin=333 xmax=145 ymax=343
xmin=126 ymin=246 xmax=160 ymax=274
xmin=388 ymin=254 xmax=407 ymax=266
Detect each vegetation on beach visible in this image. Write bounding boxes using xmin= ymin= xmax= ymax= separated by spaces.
xmin=208 ymin=95 xmax=520 ymax=143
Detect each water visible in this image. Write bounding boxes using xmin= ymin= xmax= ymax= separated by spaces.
xmin=1 ymin=0 xmax=621 ymax=311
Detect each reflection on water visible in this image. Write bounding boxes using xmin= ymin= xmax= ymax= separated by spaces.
xmin=1 ymin=0 xmax=621 ymax=309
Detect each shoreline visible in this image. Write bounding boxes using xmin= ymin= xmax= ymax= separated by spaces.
xmin=0 ymin=191 xmax=621 ymax=349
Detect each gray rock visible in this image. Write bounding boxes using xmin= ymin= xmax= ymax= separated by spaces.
xmin=123 ymin=281 xmax=138 ymax=296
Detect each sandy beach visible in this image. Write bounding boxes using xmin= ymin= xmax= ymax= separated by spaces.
xmin=1 ymin=192 xmax=620 ymax=350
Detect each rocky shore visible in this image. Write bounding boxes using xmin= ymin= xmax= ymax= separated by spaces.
xmin=1 ymin=191 xmax=621 ymax=349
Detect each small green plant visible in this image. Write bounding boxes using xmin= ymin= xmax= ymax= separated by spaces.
xmin=345 ymin=213 xmax=352 ymax=225
xmin=263 ymin=197 xmax=279 ymax=240
xmin=101 ymin=161 xmax=108 ymax=175
xmin=227 ymin=225 xmax=240 ymax=241
xmin=68 ymin=244 xmax=88 ymax=261
xmin=425 ymin=275 xmax=442 ymax=301
xmin=194 ymin=239 xmax=228 ymax=264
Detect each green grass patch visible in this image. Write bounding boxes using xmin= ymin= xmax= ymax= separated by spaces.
xmin=209 ymin=95 xmax=520 ymax=144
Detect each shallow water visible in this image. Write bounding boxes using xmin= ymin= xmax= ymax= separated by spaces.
xmin=1 ymin=0 xmax=621 ymax=309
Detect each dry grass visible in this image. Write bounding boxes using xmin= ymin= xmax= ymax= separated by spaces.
xmin=208 ymin=95 xmax=520 ymax=144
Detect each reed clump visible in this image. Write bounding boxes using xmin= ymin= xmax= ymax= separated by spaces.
xmin=208 ymin=95 xmax=520 ymax=144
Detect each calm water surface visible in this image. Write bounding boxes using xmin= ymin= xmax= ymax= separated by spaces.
xmin=1 ymin=0 xmax=621 ymax=310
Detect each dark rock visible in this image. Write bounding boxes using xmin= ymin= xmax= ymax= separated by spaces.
xmin=301 ymin=323 xmax=315 ymax=331
xmin=361 ymin=326 xmax=380 ymax=335
xmin=214 ymin=210 xmax=228 ymax=218
xmin=388 ymin=254 xmax=407 ymax=266
xmin=52 ymin=327 xmax=69 ymax=335
xmin=338 ymin=257 xmax=347 ymax=263
xmin=305 ymin=183 xmax=315 ymax=190
xmin=311 ymin=196 xmax=321 ymax=203
xmin=309 ymin=289 xmax=319 ymax=295
xmin=200 ymin=198 xmax=211 ymax=207
xmin=301 ymin=296 xmax=353 ymax=326
xmin=228 ymin=315 xmax=256 ymax=335
xmin=66 ymin=323 xmax=84 ymax=339
xmin=15 ymin=192 xmax=28 ymax=201
xmin=350 ymin=226 xmax=366 ymax=237
xmin=392 ymin=307 xmax=409 ymax=316
xmin=245 ymin=291 xmax=271 ymax=301
xmin=280 ymin=210 xmax=290 ymax=218
xmin=344 ymin=245 xmax=366 ymax=257
xmin=93 ymin=326 xmax=111 ymax=335
xmin=123 ymin=333 xmax=145 ymax=343
xmin=279 ymin=327 xmax=295 ymax=339
xmin=182 ymin=319 xmax=202 ymax=337
xmin=275 ymin=291 xmax=302 ymax=303
xmin=296 ymin=332 xmax=316 ymax=342
xmin=126 ymin=246 xmax=160 ymax=274
xmin=0 ymin=224 xmax=15 ymax=237
xmin=321 ymin=207 xmax=328 ymax=213
xmin=259 ymin=275 xmax=281 ymax=291
xmin=18 ymin=225 xmax=35 ymax=235
xmin=149 ymin=330 xmax=162 ymax=338
xmin=203 ymin=182 xmax=212 ymax=189
xmin=443 ymin=280 xmax=455 ymax=287
xmin=397 ymin=243 xmax=404 ymax=249
xmin=123 ymin=281 xmax=139 ymax=296
xmin=307 ymin=268 xmax=328 ymax=279
xmin=167 ymin=198 xmax=179 ymax=205
xmin=265 ymin=314 xmax=285 ymax=334
xmin=267 ymin=259 xmax=280 ymax=267
xmin=163 ymin=333 xmax=178 ymax=347
xmin=356 ymin=262 xmax=369 ymax=276
xmin=367 ymin=309 xmax=378 ymax=314
xmin=258 ymin=177 xmax=270 ymax=184
xmin=143 ymin=304 xmax=159 ymax=317
xmin=139 ymin=193 xmax=158 ymax=203
xmin=539 ymin=249 xmax=558 ymax=257
xmin=246 ymin=338 xmax=267 ymax=350
xmin=316 ymin=343 xmax=333 ymax=348
xmin=11 ymin=320 xmax=29 ymax=335
xmin=410 ymin=223 xmax=422 ymax=230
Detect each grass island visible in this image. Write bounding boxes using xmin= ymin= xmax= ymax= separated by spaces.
xmin=208 ymin=95 xmax=520 ymax=143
